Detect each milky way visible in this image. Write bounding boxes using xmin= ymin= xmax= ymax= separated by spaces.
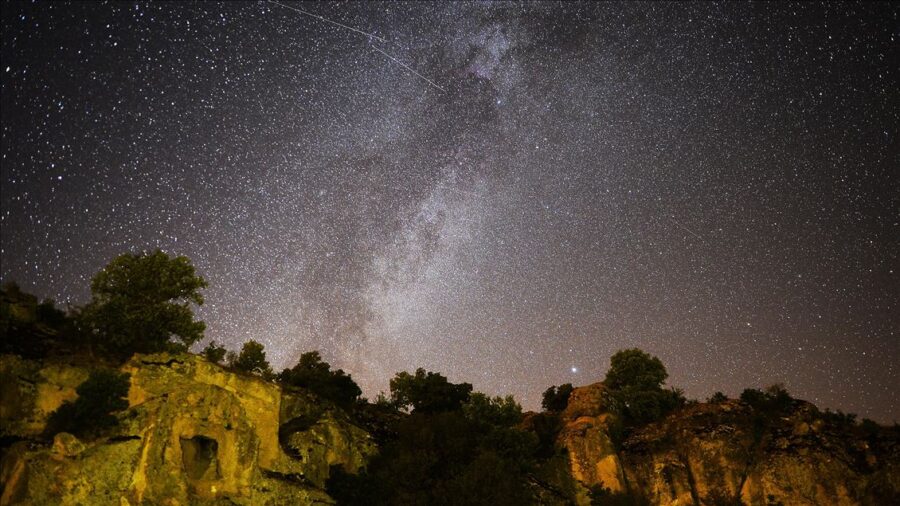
xmin=2 ymin=2 xmax=898 ymax=420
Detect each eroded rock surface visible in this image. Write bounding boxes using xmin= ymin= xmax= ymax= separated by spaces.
xmin=550 ymin=384 xmax=899 ymax=506
xmin=0 ymin=353 xmax=376 ymax=505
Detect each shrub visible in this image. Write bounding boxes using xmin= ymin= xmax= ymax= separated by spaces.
xmin=201 ymin=340 xmax=227 ymax=364
xmin=278 ymin=351 xmax=361 ymax=408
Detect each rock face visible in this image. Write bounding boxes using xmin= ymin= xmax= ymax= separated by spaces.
xmin=0 ymin=353 xmax=376 ymax=505
xmin=552 ymin=384 xmax=900 ymax=506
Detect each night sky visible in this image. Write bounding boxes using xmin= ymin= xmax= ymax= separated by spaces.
xmin=2 ymin=1 xmax=898 ymax=421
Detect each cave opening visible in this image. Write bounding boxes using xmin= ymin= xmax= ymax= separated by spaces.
xmin=180 ymin=435 xmax=220 ymax=480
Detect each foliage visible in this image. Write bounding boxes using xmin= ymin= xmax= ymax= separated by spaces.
xmin=389 ymin=368 xmax=473 ymax=413
xmin=740 ymin=384 xmax=794 ymax=414
xmin=201 ymin=340 xmax=227 ymax=364
xmin=603 ymin=349 xmax=685 ymax=427
xmin=279 ymin=351 xmax=362 ymax=408
xmin=541 ymin=383 xmax=573 ymax=412
xmin=78 ymin=250 xmax=207 ymax=356
xmin=327 ymin=411 xmax=537 ymax=505
xmin=604 ymin=348 xmax=668 ymax=391
xmin=1 ymin=282 xmax=72 ymax=357
xmin=45 ymin=369 xmax=131 ymax=439
xmin=462 ymin=393 xmax=524 ymax=428
xmin=230 ymin=340 xmax=273 ymax=377
xmin=708 ymin=391 xmax=729 ymax=403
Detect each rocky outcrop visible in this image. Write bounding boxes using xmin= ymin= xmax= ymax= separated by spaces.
xmin=0 ymin=353 xmax=376 ymax=505
xmin=550 ymin=384 xmax=900 ymax=506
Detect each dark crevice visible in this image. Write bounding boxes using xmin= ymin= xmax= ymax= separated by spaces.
xmin=108 ymin=435 xmax=141 ymax=443
xmin=261 ymin=468 xmax=317 ymax=488
xmin=15 ymin=375 xmax=37 ymax=385
xmin=140 ymin=358 xmax=184 ymax=367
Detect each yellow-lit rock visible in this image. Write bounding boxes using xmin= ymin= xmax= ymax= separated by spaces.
xmin=0 ymin=353 xmax=376 ymax=505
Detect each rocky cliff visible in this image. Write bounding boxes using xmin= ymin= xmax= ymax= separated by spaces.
xmin=0 ymin=353 xmax=376 ymax=505
xmin=551 ymin=383 xmax=899 ymax=506
xmin=1 ymin=355 xmax=897 ymax=506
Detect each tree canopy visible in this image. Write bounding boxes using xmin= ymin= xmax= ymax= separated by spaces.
xmin=603 ymin=348 xmax=684 ymax=427
xmin=278 ymin=351 xmax=361 ymax=408
xmin=541 ymin=383 xmax=574 ymax=412
xmin=389 ymin=368 xmax=473 ymax=414
xmin=79 ymin=250 xmax=207 ymax=355
xmin=230 ymin=339 xmax=273 ymax=377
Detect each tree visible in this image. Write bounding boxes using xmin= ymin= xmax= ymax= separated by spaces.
xmin=79 ymin=250 xmax=207 ymax=356
xmin=389 ymin=368 xmax=473 ymax=414
xmin=45 ymin=369 xmax=131 ymax=439
xmin=541 ymin=383 xmax=574 ymax=412
xmin=604 ymin=348 xmax=668 ymax=391
xmin=603 ymin=349 xmax=684 ymax=426
xmin=202 ymin=340 xmax=227 ymax=364
xmin=708 ymin=391 xmax=729 ymax=403
xmin=463 ymin=393 xmax=524 ymax=428
xmin=278 ymin=351 xmax=361 ymax=408
xmin=231 ymin=340 xmax=273 ymax=377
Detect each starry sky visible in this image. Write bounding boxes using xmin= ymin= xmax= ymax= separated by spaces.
xmin=2 ymin=1 xmax=898 ymax=421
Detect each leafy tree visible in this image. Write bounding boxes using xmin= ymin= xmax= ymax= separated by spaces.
xmin=45 ymin=369 xmax=131 ymax=439
xmin=604 ymin=348 xmax=668 ymax=391
xmin=603 ymin=349 xmax=685 ymax=427
xmin=230 ymin=339 xmax=273 ymax=377
xmin=79 ymin=250 xmax=207 ymax=356
xmin=389 ymin=368 xmax=473 ymax=414
xmin=463 ymin=393 xmax=524 ymax=428
xmin=541 ymin=383 xmax=574 ymax=412
xmin=202 ymin=340 xmax=227 ymax=364
xmin=279 ymin=351 xmax=361 ymax=408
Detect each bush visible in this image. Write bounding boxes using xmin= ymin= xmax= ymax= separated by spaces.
xmin=45 ymin=369 xmax=131 ymax=439
xmin=708 ymin=392 xmax=729 ymax=403
xmin=202 ymin=340 xmax=227 ymax=364
xmin=230 ymin=340 xmax=273 ymax=377
xmin=541 ymin=383 xmax=573 ymax=412
xmin=278 ymin=351 xmax=361 ymax=408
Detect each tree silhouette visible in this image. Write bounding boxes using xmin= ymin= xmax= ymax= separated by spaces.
xmin=279 ymin=351 xmax=361 ymax=408
xmin=389 ymin=368 xmax=473 ymax=414
xmin=79 ymin=250 xmax=207 ymax=356
xmin=230 ymin=339 xmax=273 ymax=377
